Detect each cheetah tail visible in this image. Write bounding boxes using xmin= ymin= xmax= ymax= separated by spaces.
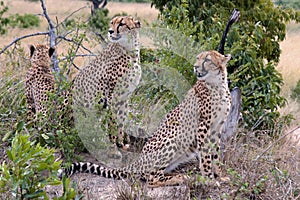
xmin=57 ymin=162 xmax=129 ymax=180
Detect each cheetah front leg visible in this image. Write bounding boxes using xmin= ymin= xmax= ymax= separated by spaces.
xmin=196 ymin=122 xmax=221 ymax=180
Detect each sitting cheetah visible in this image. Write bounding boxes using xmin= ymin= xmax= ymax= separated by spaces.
xmin=72 ymin=16 xmax=146 ymax=151
xmin=25 ymin=44 xmax=55 ymax=123
xmin=60 ymin=50 xmax=232 ymax=187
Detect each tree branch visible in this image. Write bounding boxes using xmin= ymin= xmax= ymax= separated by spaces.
xmin=40 ymin=0 xmax=59 ymax=72
xmin=0 ymin=32 xmax=49 ymax=55
xmin=60 ymin=5 xmax=89 ymax=27
xmin=57 ymin=35 xmax=94 ymax=54
xmin=95 ymin=32 xmax=108 ymax=45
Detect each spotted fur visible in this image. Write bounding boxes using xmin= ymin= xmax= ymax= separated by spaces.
xmin=59 ymin=50 xmax=232 ymax=187
xmin=25 ymin=44 xmax=55 ymax=123
xmin=71 ymin=16 xmax=147 ymax=151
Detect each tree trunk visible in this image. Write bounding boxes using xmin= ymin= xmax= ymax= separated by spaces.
xmin=221 ymin=87 xmax=242 ymax=161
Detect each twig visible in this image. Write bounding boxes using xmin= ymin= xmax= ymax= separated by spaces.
xmin=56 ymin=30 xmax=73 ymax=45
xmin=0 ymin=32 xmax=49 ymax=55
xmin=72 ymin=63 xmax=81 ymax=71
xmin=66 ymin=29 xmax=83 ymax=75
xmin=57 ymin=35 xmax=94 ymax=54
xmin=254 ymin=125 xmax=300 ymax=161
xmin=95 ymin=32 xmax=108 ymax=45
xmin=59 ymin=54 xmax=96 ymax=61
xmin=60 ymin=5 xmax=89 ymax=26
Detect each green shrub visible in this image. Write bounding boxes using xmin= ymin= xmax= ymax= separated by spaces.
xmin=0 ymin=48 xmax=28 ymax=142
xmin=149 ymin=0 xmax=300 ymax=131
xmin=0 ymin=1 xmax=9 ymax=34
xmin=0 ymin=134 xmax=67 ymax=199
xmin=0 ymin=2 xmax=40 ymax=34
xmin=275 ymin=0 xmax=300 ymax=10
xmin=0 ymin=49 xmax=84 ymax=161
xmin=35 ymin=75 xmax=85 ymax=162
xmin=8 ymin=13 xmax=40 ymax=29
xmin=291 ymin=79 xmax=300 ymax=103
xmin=88 ymin=8 xmax=110 ymax=34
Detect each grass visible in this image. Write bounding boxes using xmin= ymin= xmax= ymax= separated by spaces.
xmin=277 ymin=29 xmax=300 ymax=126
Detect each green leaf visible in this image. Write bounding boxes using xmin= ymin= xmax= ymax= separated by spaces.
xmin=24 ymin=190 xmax=47 ymax=199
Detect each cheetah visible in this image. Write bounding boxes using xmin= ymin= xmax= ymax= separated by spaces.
xmin=25 ymin=44 xmax=55 ymax=123
xmin=72 ymin=16 xmax=147 ymax=151
xmin=59 ymin=50 xmax=232 ymax=187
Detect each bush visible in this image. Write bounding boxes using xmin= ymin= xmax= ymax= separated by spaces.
xmin=0 ymin=1 xmax=40 ymax=34
xmin=88 ymin=8 xmax=110 ymax=34
xmin=291 ymin=79 xmax=300 ymax=103
xmin=0 ymin=134 xmax=62 ymax=199
xmin=8 ymin=13 xmax=40 ymax=28
xmin=275 ymin=0 xmax=300 ymax=10
xmin=0 ymin=133 xmax=78 ymax=199
xmin=0 ymin=47 xmax=84 ymax=162
xmin=149 ymin=0 xmax=300 ymax=131
xmin=0 ymin=1 xmax=9 ymax=34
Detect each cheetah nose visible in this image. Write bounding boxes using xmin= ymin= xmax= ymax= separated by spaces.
xmin=108 ymin=30 xmax=114 ymax=34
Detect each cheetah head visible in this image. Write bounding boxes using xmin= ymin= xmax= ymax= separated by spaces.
xmin=108 ymin=16 xmax=141 ymax=43
xmin=194 ymin=50 xmax=231 ymax=82
xmin=29 ymin=44 xmax=55 ymax=67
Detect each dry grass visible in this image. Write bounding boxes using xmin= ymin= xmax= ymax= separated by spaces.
xmin=1 ymin=0 xmax=158 ymax=45
xmin=0 ymin=0 xmax=159 ymax=79
xmin=44 ymin=128 xmax=300 ymax=199
xmin=277 ymin=30 xmax=300 ymax=127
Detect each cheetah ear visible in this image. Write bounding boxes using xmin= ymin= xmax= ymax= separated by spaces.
xmin=49 ymin=47 xmax=55 ymax=58
xmin=29 ymin=45 xmax=36 ymax=58
xmin=222 ymin=54 xmax=231 ymax=64
xmin=134 ymin=20 xmax=141 ymax=28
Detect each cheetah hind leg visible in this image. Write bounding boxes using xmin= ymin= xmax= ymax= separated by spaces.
xmin=108 ymin=119 xmax=148 ymax=153
xmin=147 ymin=171 xmax=189 ymax=188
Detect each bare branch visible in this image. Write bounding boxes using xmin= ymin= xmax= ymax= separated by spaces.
xmin=72 ymin=63 xmax=81 ymax=71
xmin=0 ymin=32 xmax=49 ymax=55
xmin=56 ymin=30 xmax=73 ymax=45
xmin=254 ymin=125 xmax=300 ymax=162
xmin=66 ymin=29 xmax=83 ymax=75
xmin=95 ymin=32 xmax=108 ymax=45
xmin=40 ymin=0 xmax=59 ymax=72
xmin=57 ymin=35 xmax=94 ymax=54
xmin=60 ymin=5 xmax=89 ymax=27
xmin=59 ymin=54 xmax=96 ymax=62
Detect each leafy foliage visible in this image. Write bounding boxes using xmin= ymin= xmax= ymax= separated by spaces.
xmin=0 ymin=1 xmax=9 ymax=34
xmin=31 ymin=73 xmax=86 ymax=162
xmin=0 ymin=1 xmax=40 ymax=35
xmin=0 ymin=134 xmax=69 ymax=199
xmin=88 ymin=8 xmax=110 ymax=34
xmin=291 ymin=79 xmax=300 ymax=103
xmin=8 ymin=13 xmax=40 ymax=28
xmin=150 ymin=0 xmax=300 ymax=130
xmin=275 ymin=0 xmax=300 ymax=10
xmin=0 ymin=48 xmax=27 ymax=142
